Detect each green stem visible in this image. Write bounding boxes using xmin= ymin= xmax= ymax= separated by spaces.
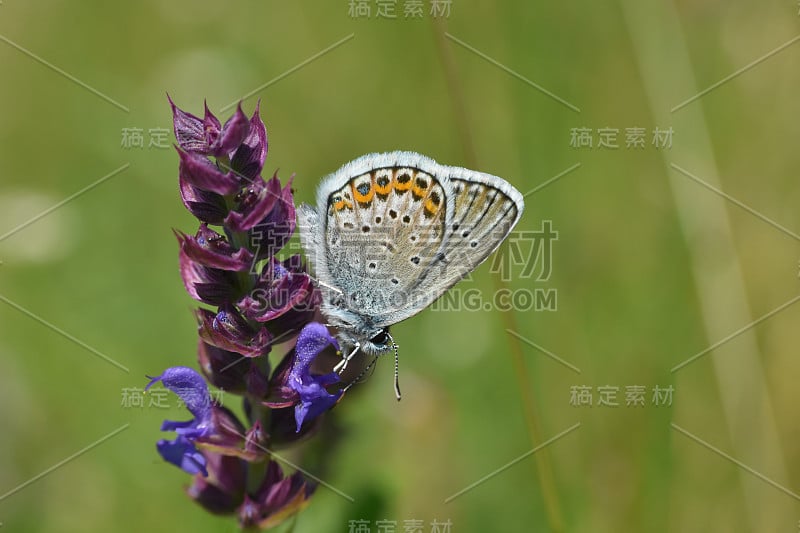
xmin=217 ymin=158 xmax=259 ymax=298
xmin=244 ymin=394 xmax=270 ymax=497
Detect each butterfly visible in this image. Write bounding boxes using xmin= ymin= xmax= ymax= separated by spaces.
xmin=298 ymin=151 xmax=524 ymax=398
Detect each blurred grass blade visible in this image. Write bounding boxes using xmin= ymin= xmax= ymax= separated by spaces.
xmin=432 ymin=17 xmax=566 ymax=533
xmin=620 ymin=2 xmax=792 ymax=530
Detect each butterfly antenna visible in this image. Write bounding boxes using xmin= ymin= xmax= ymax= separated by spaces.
xmin=343 ymin=356 xmax=378 ymax=394
xmin=388 ymin=332 xmax=401 ymax=401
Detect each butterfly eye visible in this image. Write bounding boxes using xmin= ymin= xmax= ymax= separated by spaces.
xmin=370 ymin=330 xmax=390 ymax=346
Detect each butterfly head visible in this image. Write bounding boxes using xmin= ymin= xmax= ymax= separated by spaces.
xmin=336 ymin=325 xmax=395 ymax=356
xmin=363 ymin=328 xmax=394 ymax=355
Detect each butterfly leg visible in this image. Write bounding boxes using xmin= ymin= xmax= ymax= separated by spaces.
xmin=333 ymin=342 xmax=361 ymax=374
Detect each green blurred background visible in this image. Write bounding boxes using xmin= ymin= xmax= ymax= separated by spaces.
xmin=2 ymin=1 xmax=800 ymax=531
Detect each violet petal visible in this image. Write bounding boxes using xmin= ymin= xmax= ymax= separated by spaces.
xmin=224 ymin=176 xmax=280 ymax=233
xmin=179 ymin=176 xmax=228 ymax=224
xmin=177 ymin=225 xmax=254 ymax=272
xmin=196 ymin=307 xmax=273 ymax=358
xmin=178 ymin=148 xmax=244 ymax=195
xmin=169 ymin=95 xmax=209 ymax=154
xmin=214 ymin=103 xmax=250 ymax=157
xmin=229 ymin=100 xmax=268 ymax=180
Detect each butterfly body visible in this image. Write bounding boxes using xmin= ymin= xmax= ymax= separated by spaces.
xmin=298 ymin=151 xmax=524 ymax=363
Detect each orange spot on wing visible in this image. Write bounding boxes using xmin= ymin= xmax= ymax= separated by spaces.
xmin=394 ymin=171 xmax=413 ymax=192
xmin=413 ymin=185 xmax=428 ymax=199
xmin=375 ymin=174 xmax=392 ymax=195
xmin=424 ymin=198 xmax=441 ymax=217
xmin=334 ymin=199 xmax=353 ymax=211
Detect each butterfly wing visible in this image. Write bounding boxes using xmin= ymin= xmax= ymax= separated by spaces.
xmin=372 ymin=160 xmax=524 ymax=326
xmin=300 ymin=153 xmax=452 ymax=325
xmin=300 ymin=151 xmax=523 ymax=329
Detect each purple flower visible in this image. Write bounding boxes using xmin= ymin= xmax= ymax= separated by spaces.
xmin=146 ymin=366 xmax=214 ymax=476
xmin=156 ymin=98 xmax=331 ymax=530
xmin=178 ymin=148 xmax=245 ymax=195
xmin=265 ymin=403 xmax=321 ymax=447
xmin=186 ymin=454 xmax=313 ymax=527
xmin=238 ymin=256 xmax=316 ymax=326
xmin=196 ymin=306 xmax=273 ymax=358
xmin=228 ymin=101 xmax=268 ymax=180
xmin=177 ymin=224 xmax=254 ymax=272
xmin=268 ymin=322 xmax=343 ymax=432
xmin=171 ymin=97 xmax=268 ymax=214
xmin=179 ymin=177 xmax=228 ymax=224
xmin=186 ymin=452 xmax=246 ymax=514
xmin=170 ymin=96 xmax=250 ymax=158
xmin=238 ymin=461 xmax=314 ymax=529
xmin=224 ymin=174 xmax=283 ymax=233
xmin=197 ymin=339 xmax=269 ymax=397
xmin=193 ymin=405 xmax=265 ymax=462
xmin=179 ymin=246 xmax=242 ymax=305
